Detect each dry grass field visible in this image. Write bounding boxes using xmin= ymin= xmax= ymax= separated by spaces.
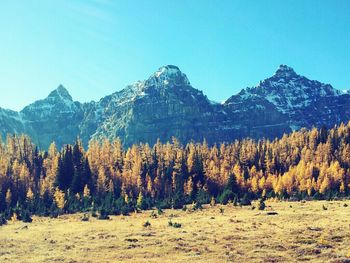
xmin=1 ymin=200 xmax=350 ymax=263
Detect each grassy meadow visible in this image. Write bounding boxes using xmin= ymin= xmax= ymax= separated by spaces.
xmin=1 ymin=200 xmax=350 ymax=263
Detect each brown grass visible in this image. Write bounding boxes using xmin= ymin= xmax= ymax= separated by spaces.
xmin=1 ymin=200 xmax=350 ymax=262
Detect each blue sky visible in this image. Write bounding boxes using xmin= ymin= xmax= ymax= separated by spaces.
xmin=0 ymin=0 xmax=349 ymax=110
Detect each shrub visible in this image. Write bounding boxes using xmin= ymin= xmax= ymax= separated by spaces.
xmin=137 ymin=192 xmax=147 ymax=210
xmin=91 ymin=210 xmax=98 ymax=217
xmin=210 ymin=196 xmax=216 ymax=207
xmin=143 ymin=220 xmax=151 ymax=227
xmin=258 ymin=199 xmax=266 ymax=211
xmin=98 ymin=209 xmax=110 ymax=220
xmin=81 ymin=213 xmax=89 ymax=221
xmin=157 ymin=207 xmax=164 ymax=215
xmin=172 ymin=191 xmax=185 ymax=209
xmin=21 ymin=210 xmax=33 ymax=223
xmin=219 ymin=189 xmax=234 ymax=205
xmin=344 ymin=203 xmax=348 ymax=207
xmin=233 ymin=196 xmax=239 ymax=206
xmin=196 ymin=189 xmax=210 ymax=205
xmin=172 ymin=222 xmax=182 ymax=228
xmin=150 ymin=211 xmax=158 ymax=218
xmin=113 ymin=197 xmax=126 ymax=215
xmin=49 ymin=209 xmax=59 ymax=218
xmin=219 ymin=208 xmax=224 ymax=214
xmin=0 ymin=214 xmax=7 ymax=226
xmin=240 ymin=194 xmax=252 ymax=206
xmin=322 ymin=205 xmax=328 ymax=211
xmin=11 ymin=213 xmax=18 ymax=222
xmin=192 ymin=202 xmax=202 ymax=211
xmin=157 ymin=198 xmax=172 ymax=210
xmin=168 ymin=220 xmax=182 ymax=228
xmin=121 ymin=206 xmax=130 ymax=216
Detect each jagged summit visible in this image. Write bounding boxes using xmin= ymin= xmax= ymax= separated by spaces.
xmin=273 ymin=64 xmax=297 ymax=78
xmin=146 ymin=65 xmax=190 ymax=87
xmin=225 ymin=64 xmax=341 ymax=111
xmin=48 ymin=85 xmax=73 ymax=101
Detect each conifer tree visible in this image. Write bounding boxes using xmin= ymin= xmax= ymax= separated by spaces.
xmin=54 ymin=187 xmax=65 ymax=211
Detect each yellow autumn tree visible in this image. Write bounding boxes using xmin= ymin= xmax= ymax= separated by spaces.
xmin=54 ymin=187 xmax=65 ymax=210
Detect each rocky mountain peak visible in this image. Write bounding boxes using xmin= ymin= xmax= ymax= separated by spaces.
xmin=145 ymin=65 xmax=190 ymax=87
xmin=48 ymin=85 xmax=73 ymax=101
xmin=273 ymin=64 xmax=297 ymax=79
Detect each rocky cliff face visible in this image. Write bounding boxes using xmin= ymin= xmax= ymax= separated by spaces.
xmin=89 ymin=65 xmax=219 ymax=146
xmin=0 ymin=65 xmax=349 ymax=148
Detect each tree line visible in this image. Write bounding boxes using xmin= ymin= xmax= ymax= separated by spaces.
xmin=1 ymin=122 xmax=350 ymax=222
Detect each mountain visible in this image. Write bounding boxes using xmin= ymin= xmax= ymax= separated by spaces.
xmin=20 ymin=85 xmax=84 ymax=148
xmin=225 ymin=65 xmax=349 ymax=131
xmin=0 ymin=65 xmax=349 ymax=148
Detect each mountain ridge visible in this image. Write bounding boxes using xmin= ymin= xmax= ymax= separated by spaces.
xmin=1 ymin=65 xmax=349 ymax=148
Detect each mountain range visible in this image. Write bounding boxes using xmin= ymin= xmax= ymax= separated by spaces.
xmin=1 ymin=65 xmax=349 ymax=149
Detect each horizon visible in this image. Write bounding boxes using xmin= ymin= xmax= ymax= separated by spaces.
xmin=1 ymin=0 xmax=350 ymax=111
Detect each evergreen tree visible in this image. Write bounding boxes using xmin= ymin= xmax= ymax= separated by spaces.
xmin=55 ymin=146 xmax=74 ymax=191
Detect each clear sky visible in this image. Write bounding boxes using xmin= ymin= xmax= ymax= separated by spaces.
xmin=0 ymin=0 xmax=349 ymax=111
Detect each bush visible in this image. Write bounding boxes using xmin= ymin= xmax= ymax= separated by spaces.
xmin=81 ymin=213 xmax=89 ymax=221
xmin=98 ymin=209 xmax=110 ymax=220
xmin=91 ymin=210 xmax=98 ymax=217
xmin=196 ymin=189 xmax=210 ymax=205
xmin=150 ymin=211 xmax=158 ymax=218
xmin=240 ymin=194 xmax=252 ymax=206
xmin=49 ymin=209 xmax=59 ymax=218
xmin=143 ymin=220 xmax=151 ymax=227
xmin=121 ymin=206 xmax=130 ymax=216
xmin=113 ymin=197 xmax=126 ymax=215
xmin=0 ymin=214 xmax=7 ymax=226
xmin=172 ymin=191 xmax=185 ymax=209
xmin=157 ymin=207 xmax=164 ymax=215
xmin=192 ymin=202 xmax=202 ymax=211
xmin=172 ymin=222 xmax=182 ymax=228
xmin=219 ymin=189 xmax=234 ymax=205
xmin=210 ymin=196 xmax=216 ymax=206
xmin=21 ymin=210 xmax=33 ymax=223
xmin=168 ymin=220 xmax=182 ymax=228
xmin=157 ymin=199 xmax=172 ymax=210
xmin=233 ymin=196 xmax=239 ymax=206
xmin=219 ymin=208 xmax=224 ymax=214
xmin=258 ymin=199 xmax=266 ymax=211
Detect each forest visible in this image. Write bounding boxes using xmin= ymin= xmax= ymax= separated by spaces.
xmin=1 ymin=122 xmax=350 ymax=223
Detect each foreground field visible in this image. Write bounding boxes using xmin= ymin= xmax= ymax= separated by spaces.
xmin=1 ymin=200 xmax=350 ymax=263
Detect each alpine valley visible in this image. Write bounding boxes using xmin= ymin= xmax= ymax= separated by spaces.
xmin=1 ymin=65 xmax=349 ymax=149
